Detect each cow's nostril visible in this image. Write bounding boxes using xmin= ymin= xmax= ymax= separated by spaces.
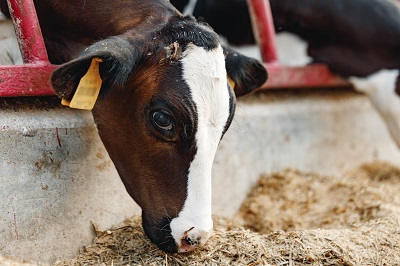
xmin=178 ymin=238 xmax=197 ymax=253
xmin=185 ymin=237 xmax=193 ymax=245
xmin=170 ymin=217 xmax=213 ymax=253
xmin=184 ymin=235 xmax=201 ymax=246
xmin=177 ymin=227 xmax=209 ymax=253
xmin=185 ymin=238 xmax=193 ymax=245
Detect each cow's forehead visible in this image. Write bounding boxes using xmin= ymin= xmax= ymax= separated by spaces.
xmin=182 ymin=43 xmax=226 ymax=80
xmin=180 ymin=43 xmax=229 ymax=124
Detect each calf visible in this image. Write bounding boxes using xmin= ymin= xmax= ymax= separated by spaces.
xmin=0 ymin=0 xmax=267 ymax=253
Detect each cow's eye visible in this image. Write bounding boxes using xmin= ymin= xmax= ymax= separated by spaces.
xmin=152 ymin=111 xmax=173 ymax=131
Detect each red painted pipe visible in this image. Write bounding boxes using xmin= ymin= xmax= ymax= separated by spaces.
xmin=247 ymin=0 xmax=279 ymax=64
xmin=0 ymin=65 xmax=58 ymax=96
xmin=0 ymin=0 xmax=56 ymax=97
xmin=262 ymin=64 xmax=349 ymax=90
xmin=6 ymin=0 xmax=49 ymax=64
xmin=0 ymin=0 xmax=349 ymax=97
xmin=247 ymin=0 xmax=349 ymax=89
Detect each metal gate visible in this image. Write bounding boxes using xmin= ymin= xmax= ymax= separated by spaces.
xmin=0 ymin=0 xmax=347 ymax=97
xmin=248 ymin=0 xmax=347 ymax=90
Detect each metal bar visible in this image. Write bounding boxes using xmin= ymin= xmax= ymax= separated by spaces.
xmin=0 ymin=64 xmax=58 ymax=96
xmin=247 ymin=0 xmax=279 ymax=64
xmin=0 ymin=0 xmax=349 ymax=97
xmin=260 ymin=64 xmax=350 ymax=90
xmin=247 ymin=0 xmax=349 ymax=89
xmin=0 ymin=0 xmax=56 ymax=97
xmin=6 ymin=0 xmax=49 ymax=64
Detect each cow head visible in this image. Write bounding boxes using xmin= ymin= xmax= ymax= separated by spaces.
xmin=51 ymin=16 xmax=267 ymax=253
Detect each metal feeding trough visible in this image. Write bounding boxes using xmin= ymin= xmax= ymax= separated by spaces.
xmin=0 ymin=0 xmax=348 ymax=97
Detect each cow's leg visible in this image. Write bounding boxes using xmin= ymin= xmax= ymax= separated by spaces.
xmin=349 ymin=69 xmax=400 ymax=147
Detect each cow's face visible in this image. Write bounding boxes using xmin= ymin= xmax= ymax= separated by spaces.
xmin=51 ymin=18 xmax=267 ymax=253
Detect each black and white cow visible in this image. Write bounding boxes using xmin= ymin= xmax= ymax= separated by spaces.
xmin=184 ymin=0 xmax=400 ymax=147
xmin=270 ymin=0 xmax=400 ymax=146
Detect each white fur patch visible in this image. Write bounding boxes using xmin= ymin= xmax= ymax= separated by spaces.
xmin=349 ymin=69 xmax=400 ymax=147
xmin=169 ymin=44 xmax=230 ymax=249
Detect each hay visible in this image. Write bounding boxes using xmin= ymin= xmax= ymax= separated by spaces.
xmin=51 ymin=161 xmax=400 ymax=266
xmin=4 ymin=161 xmax=400 ymax=265
xmin=52 ymin=216 xmax=270 ymax=266
xmin=238 ymin=161 xmax=400 ymax=233
xmin=52 ymin=217 xmax=400 ymax=266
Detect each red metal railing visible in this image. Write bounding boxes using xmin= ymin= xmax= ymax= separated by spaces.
xmin=248 ymin=0 xmax=348 ymax=89
xmin=0 ymin=0 xmax=348 ymax=97
xmin=0 ymin=0 xmax=56 ymax=97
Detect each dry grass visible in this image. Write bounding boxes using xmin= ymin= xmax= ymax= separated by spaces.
xmin=52 ymin=216 xmax=400 ymax=266
xmin=3 ymin=161 xmax=400 ymax=265
xmin=52 ymin=216 xmax=270 ymax=266
xmin=238 ymin=161 xmax=400 ymax=233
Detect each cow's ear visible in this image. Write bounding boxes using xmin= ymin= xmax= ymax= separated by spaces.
xmin=223 ymin=46 xmax=268 ymax=97
xmin=51 ymin=37 xmax=137 ymax=101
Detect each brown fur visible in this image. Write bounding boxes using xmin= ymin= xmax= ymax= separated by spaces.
xmin=31 ymin=0 xmax=177 ymax=63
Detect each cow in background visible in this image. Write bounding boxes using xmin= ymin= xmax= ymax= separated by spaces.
xmin=271 ymin=0 xmax=400 ymax=146
xmin=184 ymin=0 xmax=400 ymax=147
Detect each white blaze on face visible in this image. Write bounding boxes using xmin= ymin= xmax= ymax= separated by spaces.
xmin=169 ymin=44 xmax=230 ymax=250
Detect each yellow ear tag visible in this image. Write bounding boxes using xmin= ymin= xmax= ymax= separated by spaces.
xmin=61 ymin=98 xmax=71 ymax=107
xmin=66 ymin=57 xmax=103 ymax=110
xmin=227 ymin=75 xmax=235 ymax=90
